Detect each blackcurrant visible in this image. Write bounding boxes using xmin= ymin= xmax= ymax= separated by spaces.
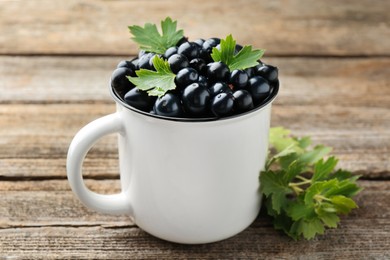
xmin=163 ymin=46 xmax=178 ymax=59
xmin=138 ymin=52 xmax=154 ymax=70
xmin=229 ymin=70 xmax=249 ymax=89
xmin=233 ymin=89 xmax=254 ymax=112
xmin=207 ymin=62 xmax=230 ymax=83
xmin=117 ymin=60 xmax=136 ymax=72
xmin=124 ymin=88 xmax=156 ymax=112
xmin=202 ymin=38 xmax=220 ymax=53
xmin=211 ymin=93 xmax=234 ymax=117
xmin=255 ymin=64 xmax=278 ymax=82
xmin=175 ymin=68 xmax=199 ymax=89
xmin=189 ymin=58 xmax=207 ymax=74
xmin=168 ymin=54 xmax=189 ymax=74
xmin=178 ymin=42 xmax=200 ymax=60
xmin=182 ymin=83 xmax=211 ymax=116
xmin=248 ymin=76 xmax=271 ymax=103
xmin=111 ymin=67 xmax=135 ymax=97
xmin=198 ymin=75 xmax=208 ymax=88
xmin=209 ymin=82 xmax=232 ymax=97
xmin=194 ymin=38 xmax=205 ymax=47
xmin=154 ymin=93 xmax=183 ymax=117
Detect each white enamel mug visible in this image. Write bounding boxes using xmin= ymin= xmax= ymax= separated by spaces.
xmin=67 ymin=84 xmax=278 ymax=244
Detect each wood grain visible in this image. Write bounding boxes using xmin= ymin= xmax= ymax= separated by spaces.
xmin=1 ymin=56 xmax=389 ymax=106
xmin=1 ymin=102 xmax=388 ymax=178
xmin=0 ymin=0 xmax=389 ymax=56
xmin=0 ymin=181 xmax=389 ymax=259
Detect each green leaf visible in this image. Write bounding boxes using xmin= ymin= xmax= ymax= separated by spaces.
xmin=127 ymin=56 xmax=176 ymax=97
xmin=260 ymin=170 xmax=292 ymax=214
xmin=317 ymin=211 xmax=340 ymax=228
xmin=211 ymin=34 xmax=264 ymax=71
xmin=313 ymin=157 xmax=339 ymax=182
xmin=129 ymin=17 xmax=184 ymax=54
xmin=330 ymin=195 xmax=358 ymax=214
xmin=262 ymin=126 xmax=362 ymax=240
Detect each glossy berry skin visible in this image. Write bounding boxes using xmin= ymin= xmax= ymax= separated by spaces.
xmin=255 ymin=65 xmax=278 ymax=82
xmin=154 ymin=93 xmax=183 ymax=117
xmin=189 ymin=58 xmax=207 ymax=74
xmin=178 ymin=42 xmax=200 ymax=60
xmin=111 ymin=67 xmax=135 ymax=96
xmin=148 ymin=54 xmax=162 ymax=70
xmin=124 ymin=88 xmax=156 ymax=112
xmin=168 ymin=54 xmax=189 ymax=74
xmin=211 ymin=93 xmax=234 ymax=117
xmin=117 ymin=60 xmax=136 ymax=71
xmin=138 ymin=52 xmax=154 ymax=70
xmin=202 ymin=38 xmax=221 ymax=53
xmin=197 ymin=75 xmax=208 ymax=88
xmin=176 ymin=36 xmax=188 ymax=46
xmin=248 ymin=76 xmax=271 ymax=103
xmin=209 ymin=82 xmax=232 ymax=97
xmin=163 ymin=46 xmax=178 ymax=59
xmin=194 ymin=38 xmax=205 ymax=47
xmin=233 ymin=89 xmax=254 ymax=112
xmin=175 ymin=68 xmax=199 ymax=89
xmin=138 ymin=50 xmax=147 ymax=58
xmin=207 ymin=62 xmax=230 ymax=83
xmin=182 ymin=83 xmax=211 ymax=116
xmin=229 ymin=70 xmax=249 ymax=89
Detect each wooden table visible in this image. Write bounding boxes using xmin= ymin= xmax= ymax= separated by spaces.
xmin=1 ymin=0 xmax=389 ymax=258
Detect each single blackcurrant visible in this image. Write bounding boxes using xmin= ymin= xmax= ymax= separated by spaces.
xmin=175 ymin=68 xmax=199 ymax=89
xmin=163 ymin=46 xmax=178 ymax=59
xmin=168 ymin=54 xmax=189 ymax=74
xmin=255 ymin=64 xmax=278 ymax=82
xmin=182 ymin=83 xmax=211 ymax=116
xmin=154 ymin=93 xmax=183 ymax=117
xmin=124 ymin=88 xmax=156 ymax=111
xmin=229 ymin=70 xmax=249 ymax=89
xmin=178 ymin=42 xmax=200 ymax=60
xmin=248 ymin=76 xmax=271 ymax=103
xmin=209 ymin=82 xmax=232 ymax=97
xmin=111 ymin=67 xmax=135 ymax=96
xmin=189 ymin=58 xmax=207 ymax=74
xmin=207 ymin=62 xmax=230 ymax=83
xmin=233 ymin=89 xmax=254 ymax=112
xmin=138 ymin=52 xmax=154 ymax=70
xmin=210 ymin=93 xmax=234 ymax=117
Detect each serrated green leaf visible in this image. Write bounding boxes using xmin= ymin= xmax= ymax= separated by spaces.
xmin=127 ymin=56 xmax=176 ymax=97
xmin=301 ymin=218 xmax=325 ymax=239
xmin=298 ymin=145 xmax=332 ymax=165
xmin=260 ymin=170 xmax=292 ymax=214
xmin=286 ymin=200 xmax=314 ymax=221
xmin=318 ymin=211 xmax=340 ymax=228
xmin=313 ymin=157 xmax=339 ymax=182
xmin=211 ymin=34 xmax=264 ymax=71
xmin=304 ymin=179 xmax=338 ymax=206
xmin=330 ymin=195 xmax=358 ymax=214
xmin=129 ymin=17 xmax=184 ymax=54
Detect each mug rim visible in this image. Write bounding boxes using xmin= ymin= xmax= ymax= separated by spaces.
xmin=110 ymin=80 xmax=279 ymax=123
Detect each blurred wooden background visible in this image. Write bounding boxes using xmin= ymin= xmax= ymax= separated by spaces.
xmin=0 ymin=0 xmax=389 ymax=259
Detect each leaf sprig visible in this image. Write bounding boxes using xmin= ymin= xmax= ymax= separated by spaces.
xmin=127 ymin=56 xmax=176 ymax=97
xmin=129 ymin=17 xmax=184 ymax=54
xmin=261 ymin=127 xmax=362 ymax=240
xmin=211 ymin=34 xmax=265 ymax=71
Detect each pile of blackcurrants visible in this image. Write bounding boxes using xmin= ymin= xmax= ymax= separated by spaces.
xmin=111 ymin=37 xmax=279 ymax=119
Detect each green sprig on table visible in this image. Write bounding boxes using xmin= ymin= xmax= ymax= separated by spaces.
xmin=261 ymin=127 xmax=362 ymax=240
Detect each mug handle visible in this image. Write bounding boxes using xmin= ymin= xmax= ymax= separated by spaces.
xmin=66 ymin=113 xmax=132 ymax=215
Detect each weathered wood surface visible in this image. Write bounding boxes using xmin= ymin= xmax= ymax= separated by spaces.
xmin=0 ymin=180 xmax=389 ymax=259
xmin=1 ymin=0 xmax=389 ymax=258
xmin=0 ymin=0 xmax=389 ymax=56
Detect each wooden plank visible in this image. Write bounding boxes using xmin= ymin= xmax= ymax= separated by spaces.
xmin=0 ymin=0 xmax=389 ymax=56
xmin=0 ymin=103 xmax=389 ymax=178
xmin=0 ymin=180 xmax=389 ymax=259
xmin=0 ymin=56 xmax=389 ymax=106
